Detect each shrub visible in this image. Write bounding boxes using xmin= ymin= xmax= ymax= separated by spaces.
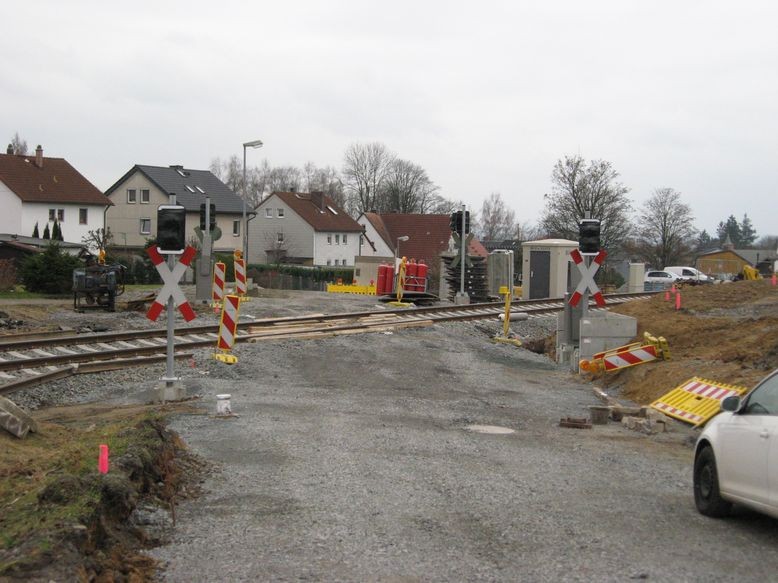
xmin=20 ymin=243 xmax=82 ymax=294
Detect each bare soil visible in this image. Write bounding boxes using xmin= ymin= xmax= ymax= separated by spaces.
xmin=603 ymin=280 xmax=778 ymax=403
xmin=0 ymin=403 xmax=204 ymax=582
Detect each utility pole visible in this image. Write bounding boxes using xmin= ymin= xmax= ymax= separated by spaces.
xmin=455 ymin=204 xmax=470 ymax=305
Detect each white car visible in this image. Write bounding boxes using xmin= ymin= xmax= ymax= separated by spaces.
xmin=693 ymin=369 xmax=778 ymax=518
xmin=644 ymin=270 xmax=682 ymax=284
xmin=665 ymin=266 xmax=714 ymax=283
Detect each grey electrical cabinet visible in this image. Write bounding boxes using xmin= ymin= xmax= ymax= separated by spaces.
xmin=521 ymin=239 xmax=579 ymax=299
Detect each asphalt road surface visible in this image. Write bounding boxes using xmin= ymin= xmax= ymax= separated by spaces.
xmin=149 ymin=320 xmax=778 ymax=582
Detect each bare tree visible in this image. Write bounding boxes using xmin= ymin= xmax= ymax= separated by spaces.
xmin=303 ymin=163 xmax=347 ymax=209
xmin=9 ymin=132 xmax=28 ymax=155
xmin=263 ymin=229 xmax=294 ymax=268
xmin=342 ymin=142 xmax=395 ymax=214
xmin=634 ymin=188 xmax=696 ymax=268
xmin=382 ymin=159 xmax=439 ymax=213
xmin=478 ymin=192 xmax=516 ymax=241
xmin=540 ymin=155 xmax=632 ymax=251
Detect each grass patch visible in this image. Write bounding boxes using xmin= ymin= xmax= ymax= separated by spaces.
xmin=0 ymin=409 xmax=171 ymax=575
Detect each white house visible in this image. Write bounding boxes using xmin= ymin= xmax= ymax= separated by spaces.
xmin=0 ymin=145 xmax=111 ymax=247
xmin=249 ymin=192 xmax=362 ymax=266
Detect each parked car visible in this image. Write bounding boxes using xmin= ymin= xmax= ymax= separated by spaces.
xmin=693 ymin=369 xmax=778 ymax=518
xmin=665 ymin=266 xmax=714 ymax=283
xmin=644 ymin=270 xmax=681 ymax=284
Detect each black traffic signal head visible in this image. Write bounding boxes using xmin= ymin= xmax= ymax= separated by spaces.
xmin=579 ymin=219 xmax=601 ymax=253
xmin=450 ymin=210 xmax=463 ymax=234
xmin=157 ymin=205 xmax=186 ymax=253
xmin=464 ymin=210 xmax=471 ymax=234
xmin=199 ymin=203 xmax=217 ymax=231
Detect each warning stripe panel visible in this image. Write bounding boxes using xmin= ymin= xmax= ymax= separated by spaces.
xmin=650 ymin=376 xmax=749 ymax=427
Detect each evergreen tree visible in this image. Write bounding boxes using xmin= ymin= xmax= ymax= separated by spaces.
xmin=740 ymin=214 xmax=757 ymax=247
xmin=32 ymin=222 xmax=39 ymax=238
xmin=716 ymin=215 xmax=741 ymax=246
xmin=695 ymin=229 xmax=712 ymax=251
xmin=51 ymin=220 xmax=60 ymax=241
xmin=42 ymin=223 xmax=51 ymax=240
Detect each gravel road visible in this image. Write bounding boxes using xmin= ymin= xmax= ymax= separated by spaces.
xmin=7 ymin=291 xmax=778 ymax=581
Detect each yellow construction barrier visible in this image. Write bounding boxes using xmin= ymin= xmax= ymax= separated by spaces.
xmin=326 ymin=284 xmax=377 ymax=295
xmin=651 ymin=377 xmax=749 ymax=426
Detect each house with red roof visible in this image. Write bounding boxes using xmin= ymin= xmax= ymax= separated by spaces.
xmin=0 ymin=145 xmax=111 ymax=246
xmin=249 ymin=191 xmax=363 ymax=266
xmin=355 ymin=212 xmax=488 ymax=290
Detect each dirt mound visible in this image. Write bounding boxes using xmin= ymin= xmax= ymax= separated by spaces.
xmin=603 ymin=280 xmax=778 ymax=404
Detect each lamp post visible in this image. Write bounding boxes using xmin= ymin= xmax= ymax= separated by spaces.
xmin=395 ymin=235 xmax=409 ymax=267
xmin=242 ymin=139 xmax=264 ymax=263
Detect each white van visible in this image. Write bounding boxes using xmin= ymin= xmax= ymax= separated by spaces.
xmin=665 ymin=266 xmax=713 ymax=283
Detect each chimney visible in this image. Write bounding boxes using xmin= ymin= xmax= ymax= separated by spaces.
xmin=311 ymin=191 xmax=325 ymax=211
xmin=6 ymin=144 xmax=12 ymax=155
xmin=35 ymin=145 xmax=43 ymax=168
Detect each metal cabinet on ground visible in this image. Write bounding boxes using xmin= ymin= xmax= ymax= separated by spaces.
xmin=521 ymin=239 xmax=578 ymax=300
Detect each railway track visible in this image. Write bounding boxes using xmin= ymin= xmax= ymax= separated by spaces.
xmin=0 ymin=292 xmax=653 ymax=395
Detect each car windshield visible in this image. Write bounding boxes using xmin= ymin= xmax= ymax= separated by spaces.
xmin=743 ymin=373 xmax=778 ymax=415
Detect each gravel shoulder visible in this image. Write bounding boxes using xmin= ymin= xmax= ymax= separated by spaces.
xmin=6 ymin=290 xmax=778 ymax=581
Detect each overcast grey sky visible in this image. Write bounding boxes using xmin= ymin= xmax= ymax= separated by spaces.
xmin=2 ymin=1 xmax=776 ymax=237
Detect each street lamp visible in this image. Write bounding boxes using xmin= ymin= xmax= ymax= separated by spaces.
xmin=242 ymin=139 xmax=264 ymax=263
xmin=395 ymin=235 xmax=409 ymax=267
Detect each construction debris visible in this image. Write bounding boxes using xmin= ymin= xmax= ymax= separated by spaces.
xmin=0 ymin=395 xmax=38 ymax=438
xmin=559 ymin=416 xmax=592 ymax=429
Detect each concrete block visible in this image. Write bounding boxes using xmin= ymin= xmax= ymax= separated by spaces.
xmin=0 ymin=396 xmax=37 ymax=439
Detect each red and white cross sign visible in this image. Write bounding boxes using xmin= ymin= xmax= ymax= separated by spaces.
xmin=146 ymin=245 xmax=197 ymax=322
xmin=569 ymin=248 xmax=607 ymax=307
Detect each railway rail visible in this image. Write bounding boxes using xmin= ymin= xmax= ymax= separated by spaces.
xmin=0 ymin=292 xmax=653 ymax=395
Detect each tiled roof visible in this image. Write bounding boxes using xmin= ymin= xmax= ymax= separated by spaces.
xmin=370 ymin=214 xmax=488 ymax=264
xmin=264 ymin=192 xmax=362 ymax=232
xmin=105 ymin=165 xmax=245 ymax=214
xmin=0 ymin=152 xmax=111 ymax=206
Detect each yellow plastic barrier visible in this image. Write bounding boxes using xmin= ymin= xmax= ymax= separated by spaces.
xmin=651 ymin=377 xmax=749 ymax=426
xmin=326 ymin=284 xmax=377 ymax=296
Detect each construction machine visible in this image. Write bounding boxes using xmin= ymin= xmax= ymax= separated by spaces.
xmin=72 ymin=256 xmax=126 ymax=312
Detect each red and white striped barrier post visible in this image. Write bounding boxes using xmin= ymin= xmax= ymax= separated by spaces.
xmin=772 ymin=273 xmax=777 ymax=286
xmin=675 ymin=291 xmax=682 ymax=310
xmin=146 ymin=245 xmax=197 ymax=322
xmin=214 ymin=295 xmax=240 ymax=364
xmin=233 ymin=250 xmax=247 ymax=297
xmin=212 ymin=261 xmax=226 ymax=307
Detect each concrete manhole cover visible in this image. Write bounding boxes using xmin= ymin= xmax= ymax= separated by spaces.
xmin=465 ymin=425 xmax=515 ymax=435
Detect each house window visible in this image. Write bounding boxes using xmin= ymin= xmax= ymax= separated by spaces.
xmin=327 ymin=234 xmax=332 ymax=245
xmin=141 ymin=189 xmax=150 ymax=203
xmin=277 ymin=208 xmax=285 ymax=218
xmin=342 ymin=259 xmax=348 ymax=266
xmin=265 ymin=208 xmax=273 ymax=218
xmin=343 ymin=234 xmax=348 ymax=244
xmin=127 ymin=189 xmax=137 ymax=203
xmin=335 ymin=234 xmax=340 ymax=245
xmin=48 ymin=208 xmax=56 ymax=221
xmin=233 ymin=220 xmax=240 ymax=236
xmin=327 ymin=259 xmax=331 ymax=266
xmin=79 ymin=208 xmax=88 ymax=225
xmin=277 ymin=232 xmax=284 ymax=243
xmin=57 ymin=209 xmax=64 ymax=222
xmin=140 ymin=218 xmax=151 ymax=235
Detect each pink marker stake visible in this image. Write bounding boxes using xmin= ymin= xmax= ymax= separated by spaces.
xmin=675 ymin=291 xmax=681 ymax=311
xmin=772 ymin=273 xmax=777 ymax=286
xmin=98 ymin=444 xmax=109 ymax=474
xmin=664 ymin=290 xmax=670 ymax=301
xmin=671 ymin=284 xmax=677 ymax=294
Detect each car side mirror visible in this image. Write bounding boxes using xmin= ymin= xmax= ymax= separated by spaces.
xmin=721 ymin=395 xmax=741 ymax=412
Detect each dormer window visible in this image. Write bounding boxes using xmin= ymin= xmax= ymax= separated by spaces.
xmin=185 ymin=185 xmax=195 ymax=193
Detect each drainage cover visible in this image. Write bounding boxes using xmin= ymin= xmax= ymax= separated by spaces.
xmin=465 ymin=425 xmax=515 ymax=435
